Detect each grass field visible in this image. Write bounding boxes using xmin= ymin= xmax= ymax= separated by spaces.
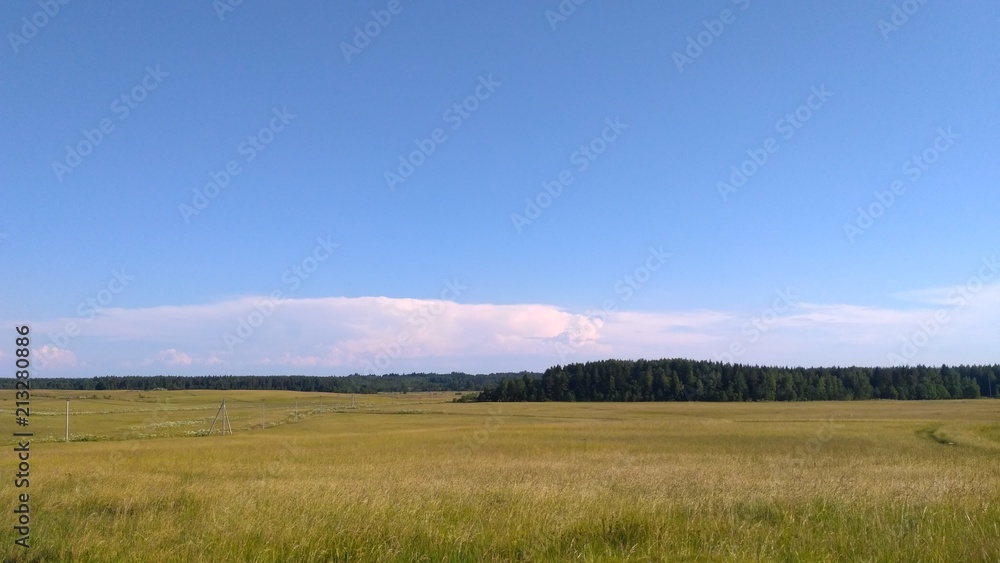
xmin=1 ymin=390 xmax=998 ymax=561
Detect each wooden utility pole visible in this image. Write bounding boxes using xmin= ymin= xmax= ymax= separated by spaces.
xmin=209 ymin=399 xmax=232 ymax=435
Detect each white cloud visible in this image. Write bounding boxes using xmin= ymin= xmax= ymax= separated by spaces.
xmin=157 ymin=348 xmax=193 ymax=366
xmin=11 ymin=283 xmax=1000 ymax=375
xmin=34 ymin=345 xmax=79 ymax=371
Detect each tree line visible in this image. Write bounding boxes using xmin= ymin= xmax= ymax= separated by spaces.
xmin=474 ymin=359 xmax=999 ymax=402
xmin=4 ymin=372 xmax=539 ymax=393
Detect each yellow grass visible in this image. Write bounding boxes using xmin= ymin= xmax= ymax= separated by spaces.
xmin=1 ymin=391 xmax=998 ymax=561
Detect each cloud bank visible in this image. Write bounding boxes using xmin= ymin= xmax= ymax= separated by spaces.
xmin=13 ymin=281 xmax=1000 ymax=376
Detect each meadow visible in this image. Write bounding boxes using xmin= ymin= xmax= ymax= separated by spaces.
xmin=1 ymin=390 xmax=998 ymax=562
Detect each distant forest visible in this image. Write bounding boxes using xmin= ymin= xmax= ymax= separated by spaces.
xmin=12 ymin=360 xmax=1000 ymax=401
xmin=4 ymin=372 xmax=538 ymax=393
xmin=474 ymin=359 xmax=1000 ymax=402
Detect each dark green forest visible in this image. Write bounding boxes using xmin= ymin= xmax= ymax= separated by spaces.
xmin=4 ymin=372 xmax=538 ymax=393
xmin=12 ymin=360 xmax=1000 ymax=401
xmin=474 ymin=359 xmax=999 ymax=402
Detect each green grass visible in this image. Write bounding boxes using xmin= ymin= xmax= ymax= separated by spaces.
xmin=1 ymin=392 xmax=998 ymax=561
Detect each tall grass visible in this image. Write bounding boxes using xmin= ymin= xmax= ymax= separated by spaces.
xmin=1 ymin=393 xmax=998 ymax=561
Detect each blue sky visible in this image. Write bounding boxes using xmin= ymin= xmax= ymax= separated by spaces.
xmin=2 ymin=0 xmax=998 ymax=376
